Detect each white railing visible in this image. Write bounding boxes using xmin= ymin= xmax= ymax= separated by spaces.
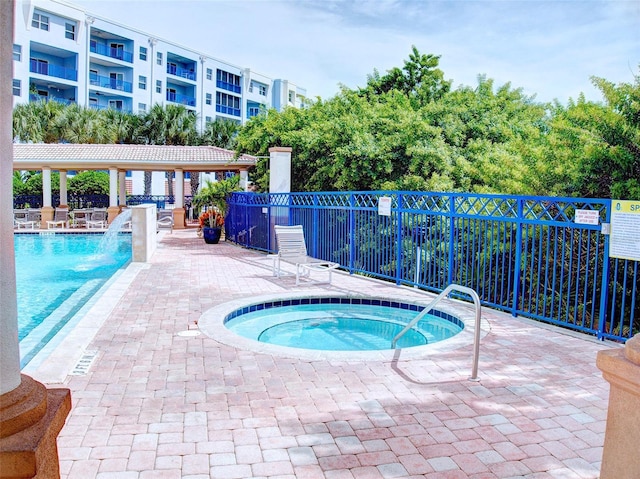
xmin=392 ymin=284 xmax=482 ymax=381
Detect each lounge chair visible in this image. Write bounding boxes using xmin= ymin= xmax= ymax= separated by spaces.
xmin=157 ymin=209 xmax=174 ymax=233
xmin=86 ymin=209 xmax=107 ymax=229
xmin=15 ymin=209 xmax=40 ymax=229
xmin=273 ymin=225 xmax=340 ymax=285
xmin=47 ymin=207 xmax=69 ymax=229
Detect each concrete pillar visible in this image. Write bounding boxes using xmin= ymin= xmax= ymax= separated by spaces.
xmin=597 ymin=334 xmax=640 ymax=478
xmin=59 ymin=171 xmax=67 ymax=208
xmin=240 ymin=169 xmax=249 ymax=191
xmin=40 ymin=167 xmax=54 ymax=228
xmin=131 ymin=204 xmax=157 ymax=262
xmin=0 ymin=3 xmax=71 ymax=477
xmin=118 ymin=170 xmax=126 ymax=208
xmin=107 ymin=168 xmax=119 ymax=224
xmin=268 ymin=147 xmax=292 ymax=194
xmin=173 ymin=169 xmax=185 ymax=229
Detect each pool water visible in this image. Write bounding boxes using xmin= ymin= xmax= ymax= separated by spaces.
xmin=15 ymin=233 xmax=131 ymax=367
xmin=225 ymin=303 xmax=463 ymax=351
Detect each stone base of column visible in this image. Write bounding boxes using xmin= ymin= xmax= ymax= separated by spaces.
xmin=172 ymin=208 xmax=185 ymax=229
xmin=597 ymin=334 xmax=640 ymax=478
xmin=0 ymin=375 xmax=71 ymax=479
xmin=107 ymin=206 xmax=121 ymax=225
xmin=39 ymin=207 xmax=54 ymax=230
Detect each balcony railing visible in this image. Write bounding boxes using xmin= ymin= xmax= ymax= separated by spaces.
xmin=29 ymin=94 xmax=74 ymax=105
xmin=216 ymin=80 xmax=241 ymax=94
xmin=29 ymin=60 xmax=77 ymax=81
xmin=166 ymin=91 xmax=196 ymax=107
xmin=90 ymin=42 xmax=134 ymax=63
xmin=216 ymin=104 xmax=241 ymax=117
xmin=89 ymin=74 xmax=133 ymax=93
xmin=167 ymin=64 xmax=196 ymax=81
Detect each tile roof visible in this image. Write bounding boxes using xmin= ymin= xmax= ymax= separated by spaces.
xmin=13 ymin=143 xmax=258 ymax=171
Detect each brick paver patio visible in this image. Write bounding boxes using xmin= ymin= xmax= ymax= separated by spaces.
xmin=26 ymin=229 xmax=616 ymax=478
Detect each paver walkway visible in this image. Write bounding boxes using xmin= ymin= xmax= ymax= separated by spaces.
xmin=30 ymin=229 xmax=616 ymax=478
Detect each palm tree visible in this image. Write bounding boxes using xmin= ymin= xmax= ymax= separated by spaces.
xmin=12 ymin=100 xmax=66 ymax=143
xmin=200 ymin=118 xmax=240 ymax=149
xmin=54 ymin=104 xmax=115 ymax=144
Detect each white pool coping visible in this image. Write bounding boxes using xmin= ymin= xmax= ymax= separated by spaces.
xmin=198 ymin=290 xmax=491 ymax=364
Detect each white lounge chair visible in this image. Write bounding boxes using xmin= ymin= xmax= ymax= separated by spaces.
xmin=47 ymin=207 xmax=69 ymax=229
xmin=273 ymin=225 xmax=340 ymax=285
xmin=15 ymin=209 xmax=40 ymax=229
xmin=86 ymin=209 xmax=107 ymax=229
xmin=157 ymin=209 xmax=174 ymax=233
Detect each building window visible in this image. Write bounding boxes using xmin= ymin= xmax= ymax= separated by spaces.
xmin=215 ymin=92 xmax=241 ymax=117
xmin=139 ymin=75 xmax=147 ymax=90
xmin=248 ymin=106 xmax=260 ymax=118
xmin=139 ymin=46 xmax=147 ymax=61
xmin=258 ymin=84 xmax=266 ymax=96
xmin=156 ymin=80 xmax=162 ymax=93
xmin=205 ymin=116 xmax=212 ymax=124
xmin=206 ymin=68 xmax=212 ymax=80
xmin=12 ymin=79 xmax=21 ymax=96
xmin=138 ymin=103 xmax=147 ymax=114
xmin=288 ymin=91 xmax=295 ymax=103
xmin=13 ymin=44 xmax=21 ymax=62
xmin=108 ymin=100 xmax=123 ymax=110
xmin=205 ymin=93 xmax=212 ymax=105
xmin=32 ymin=13 xmax=49 ymax=31
xmin=216 ymin=69 xmax=241 ymax=93
xmin=156 ymin=52 xmax=162 ymax=65
xmin=65 ymin=22 xmax=76 ymax=40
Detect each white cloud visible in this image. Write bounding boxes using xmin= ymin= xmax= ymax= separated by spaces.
xmin=74 ymin=0 xmax=639 ymax=104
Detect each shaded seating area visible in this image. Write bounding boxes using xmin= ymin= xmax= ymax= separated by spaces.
xmin=85 ymin=208 xmax=108 ymax=229
xmin=46 ymin=207 xmax=69 ymax=229
xmin=272 ymin=224 xmax=340 ymax=285
xmin=14 ymin=208 xmax=41 ymax=229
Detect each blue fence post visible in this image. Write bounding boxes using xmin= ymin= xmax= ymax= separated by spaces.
xmin=396 ymin=193 xmax=403 ymax=285
xmin=349 ymin=193 xmax=356 ymax=273
xmin=511 ymin=198 xmax=524 ymax=317
xmin=447 ymin=195 xmax=455 ymax=285
xmin=312 ymin=194 xmax=320 ymax=259
xmin=597 ymin=199 xmax=612 ymax=340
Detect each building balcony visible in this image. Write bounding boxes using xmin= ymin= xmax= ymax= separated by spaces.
xmin=89 ymin=74 xmax=133 ymax=93
xmin=29 ymin=94 xmax=74 ymax=105
xmin=216 ymin=80 xmax=241 ymax=94
xmin=166 ymin=91 xmax=196 ymax=107
xmin=90 ymin=42 xmax=134 ymax=63
xmin=30 ymin=60 xmax=77 ymax=81
xmin=216 ymin=104 xmax=241 ymax=117
xmin=167 ymin=64 xmax=196 ymax=81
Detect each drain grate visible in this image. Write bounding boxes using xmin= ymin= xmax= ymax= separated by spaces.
xmin=70 ymin=350 xmax=98 ymax=375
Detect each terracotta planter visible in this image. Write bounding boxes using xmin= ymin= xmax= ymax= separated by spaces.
xmin=202 ymin=226 xmax=222 ymax=244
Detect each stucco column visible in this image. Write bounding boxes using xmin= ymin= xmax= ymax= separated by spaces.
xmin=0 ymin=3 xmax=71 ymax=477
xmin=597 ymin=334 xmax=640 ymax=478
xmin=240 ymin=169 xmax=249 ymax=191
xmin=268 ymin=147 xmax=292 ymax=249
xmin=107 ymin=167 xmax=119 ymax=224
xmin=40 ymin=167 xmax=54 ymax=228
xmin=173 ymin=169 xmax=185 ymax=229
xmin=118 ymin=170 xmax=126 ymax=208
xmin=59 ymin=171 xmax=68 ymax=208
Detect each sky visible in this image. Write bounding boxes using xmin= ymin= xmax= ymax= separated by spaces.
xmin=73 ymin=0 xmax=640 ymax=104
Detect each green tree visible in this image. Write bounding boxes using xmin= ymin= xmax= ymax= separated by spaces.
xmin=22 ymin=172 xmax=60 ymax=196
xmin=68 ymin=171 xmax=110 ymax=195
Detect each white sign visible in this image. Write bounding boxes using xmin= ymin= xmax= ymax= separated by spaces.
xmin=575 ymin=209 xmax=600 ymax=225
xmin=378 ymin=197 xmax=392 ymax=216
xmin=610 ymin=200 xmax=640 ymax=261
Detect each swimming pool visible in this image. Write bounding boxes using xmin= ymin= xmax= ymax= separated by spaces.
xmin=15 ymin=232 xmax=131 ymax=367
xmin=199 ymin=292 xmax=477 ymax=361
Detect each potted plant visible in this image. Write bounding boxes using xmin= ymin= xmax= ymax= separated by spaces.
xmin=193 ymin=175 xmax=241 ymax=244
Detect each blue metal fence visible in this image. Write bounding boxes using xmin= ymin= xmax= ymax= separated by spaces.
xmin=227 ymin=191 xmax=639 ymax=343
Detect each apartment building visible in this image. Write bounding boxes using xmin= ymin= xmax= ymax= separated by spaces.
xmin=12 ymin=0 xmax=307 ymax=129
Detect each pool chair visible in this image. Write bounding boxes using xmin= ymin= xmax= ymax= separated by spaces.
xmin=47 ymin=208 xmax=69 ymax=229
xmin=86 ymin=209 xmax=107 ymax=229
xmin=156 ymin=209 xmax=174 ymax=233
xmin=273 ymin=225 xmax=340 ymax=285
xmin=15 ymin=209 xmax=40 ymax=229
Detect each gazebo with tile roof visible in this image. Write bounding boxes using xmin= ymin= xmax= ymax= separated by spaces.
xmin=13 ymin=143 xmax=258 ymax=229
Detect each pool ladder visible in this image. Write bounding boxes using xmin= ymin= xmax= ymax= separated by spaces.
xmin=391 ymin=284 xmax=482 ymax=381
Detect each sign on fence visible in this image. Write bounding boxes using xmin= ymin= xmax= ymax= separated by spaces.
xmin=610 ymin=199 xmax=640 ymax=261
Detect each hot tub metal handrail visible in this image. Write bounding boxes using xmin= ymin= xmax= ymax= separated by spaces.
xmin=392 ymin=284 xmax=482 ymax=381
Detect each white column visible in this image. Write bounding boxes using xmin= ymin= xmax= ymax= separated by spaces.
xmin=59 ymin=170 xmax=68 ymax=206
xmin=109 ymin=168 xmax=118 ymax=207
xmin=118 ymin=170 xmax=126 ymax=206
xmin=175 ymin=169 xmax=184 ymax=208
xmin=0 ymin=0 xmax=21 ymax=395
xmin=240 ymin=169 xmax=249 ymax=191
xmin=42 ymin=167 xmax=52 ymax=208
xmin=269 ymin=147 xmax=292 ymax=193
